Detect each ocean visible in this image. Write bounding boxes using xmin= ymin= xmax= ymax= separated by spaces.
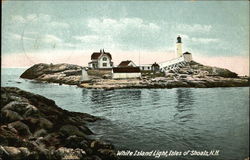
xmin=1 ymin=68 xmax=249 ymax=160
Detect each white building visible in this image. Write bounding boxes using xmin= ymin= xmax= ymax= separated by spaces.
xmin=139 ymin=64 xmax=152 ymax=71
xmin=88 ymin=49 xmax=113 ymax=69
xmin=112 ymin=67 xmax=141 ymax=79
xmin=183 ymin=52 xmax=192 ymax=62
xmin=80 ymin=68 xmax=90 ymax=82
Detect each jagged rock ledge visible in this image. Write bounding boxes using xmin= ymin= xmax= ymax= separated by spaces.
xmin=20 ymin=63 xmax=83 ymax=85
xmin=0 ymin=87 xmax=118 ymax=160
xmin=20 ymin=63 xmax=249 ymax=89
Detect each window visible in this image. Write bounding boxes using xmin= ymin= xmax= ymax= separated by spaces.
xmin=103 ymin=57 xmax=107 ymax=61
xmin=142 ymin=67 xmax=144 ymax=70
xmin=103 ymin=63 xmax=107 ymax=67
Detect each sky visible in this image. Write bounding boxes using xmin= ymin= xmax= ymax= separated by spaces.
xmin=2 ymin=0 xmax=249 ymax=75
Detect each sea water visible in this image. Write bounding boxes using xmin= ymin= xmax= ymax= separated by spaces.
xmin=1 ymin=68 xmax=249 ymax=160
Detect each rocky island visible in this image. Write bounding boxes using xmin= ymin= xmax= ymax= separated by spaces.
xmin=0 ymin=87 xmax=117 ymax=160
xmin=20 ymin=62 xmax=249 ymax=90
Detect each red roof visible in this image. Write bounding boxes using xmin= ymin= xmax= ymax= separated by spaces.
xmin=118 ymin=60 xmax=133 ymax=67
xmin=113 ymin=67 xmax=140 ymax=73
xmin=91 ymin=52 xmax=112 ymax=60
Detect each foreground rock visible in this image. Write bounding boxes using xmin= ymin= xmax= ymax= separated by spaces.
xmin=0 ymin=87 xmax=118 ymax=160
xmin=20 ymin=62 xmax=249 ymax=89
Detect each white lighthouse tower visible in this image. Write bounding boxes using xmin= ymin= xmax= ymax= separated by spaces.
xmin=176 ymin=35 xmax=182 ymax=58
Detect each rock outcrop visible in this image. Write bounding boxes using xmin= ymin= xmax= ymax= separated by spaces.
xmin=173 ymin=61 xmax=238 ymax=78
xmin=0 ymin=87 xmax=117 ymax=160
xmin=20 ymin=63 xmax=82 ymax=85
xmin=20 ymin=62 xmax=249 ymax=89
xmin=79 ymin=76 xmax=249 ymax=90
xmin=80 ymin=61 xmax=249 ymax=89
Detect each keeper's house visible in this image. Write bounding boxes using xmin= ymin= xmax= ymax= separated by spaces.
xmin=88 ymin=49 xmax=113 ymax=69
xmin=112 ymin=67 xmax=141 ymax=79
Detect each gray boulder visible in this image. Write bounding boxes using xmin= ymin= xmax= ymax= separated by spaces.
xmin=8 ymin=121 xmax=32 ymax=137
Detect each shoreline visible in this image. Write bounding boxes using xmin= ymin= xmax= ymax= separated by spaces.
xmin=20 ymin=76 xmax=250 ymax=90
xmin=78 ymin=77 xmax=249 ymax=90
xmin=19 ymin=63 xmax=249 ymax=90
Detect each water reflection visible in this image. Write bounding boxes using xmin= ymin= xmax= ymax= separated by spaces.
xmin=119 ymin=89 xmax=142 ymax=101
xmin=90 ymin=90 xmax=113 ymax=107
xmin=149 ymin=90 xmax=161 ymax=106
xmin=84 ymin=89 xmax=142 ymax=116
xmin=81 ymin=88 xmax=89 ymax=97
xmin=174 ymin=88 xmax=195 ymax=123
xmin=87 ymin=89 xmax=142 ymax=108
xmin=176 ymin=88 xmax=194 ymax=111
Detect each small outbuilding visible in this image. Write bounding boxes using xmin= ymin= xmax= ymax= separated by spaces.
xmin=112 ymin=67 xmax=141 ymax=79
xmin=151 ymin=62 xmax=160 ymax=72
xmin=183 ymin=52 xmax=193 ymax=62
xmin=139 ymin=64 xmax=152 ymax=71
xmin=80 ymin=68 xmax=91 ymax=83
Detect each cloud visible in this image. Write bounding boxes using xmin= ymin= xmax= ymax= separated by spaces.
xmin=9 ymin=33 xmax=22 ymax=40
xmin=73 ymin=34 xmax=118 ymax=50
xmin=6 ymin=14 xmax=68 ymax=51
xmin=177 ymin=24 xmax=212 ymax=33
xmin=190 ymin=37 xmax=218 ymax=43
xmin=179 ymin=34 xmax=190 ymax=40
xmin=63 ymin=42 xmax=79 ymax=48
xmin=11 ymin=14 xmax=44 ymax=24
xmin=26 ymin=14 xmax=38 ymax=21
xmin=87 ymin=17 xmax=160 ymax=35
xmin=73 ymin=35 xmax=99 ymax=43
xmin=175 ymin=34 xmax=220 ymax=45
xmin=8 ymin=33 xmax=34 ymax=41
xmin=25 ymin=31 xmax=38 ymax=35
xmin=73 ymin=17 xmax=161 ymax=50
xmin=11 ymin=14 xmax=68 ymax=28
xmin=7 ymin=16 xmax=162 ymax=52
xmin=178 ymin=34 xmax=218 ymax=44
xmin=38 ymin=14 xmax=51 ymax=22
xmin=50 ymin=22 xmax=69 ymax=28
xmin=42 ymin=34 xmax=63 ymax=43
xmin=12 ymin=15 xmax=26 ymax=23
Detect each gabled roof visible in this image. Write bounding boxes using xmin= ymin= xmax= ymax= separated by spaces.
xmin=118 ymin=60 xmax=132 ymax=67
xmin=91 ymin=52 xmax=112 ymax=60
xmin=113 ymin=67 xmax=140 ymax=73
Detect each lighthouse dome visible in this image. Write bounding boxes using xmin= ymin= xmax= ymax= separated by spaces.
xmin=177 ymin=36 xmax=182 ymax=43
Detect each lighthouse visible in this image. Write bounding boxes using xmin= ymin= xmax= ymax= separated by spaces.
xmin=176 ymin=35 xmax=182 ymax=58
